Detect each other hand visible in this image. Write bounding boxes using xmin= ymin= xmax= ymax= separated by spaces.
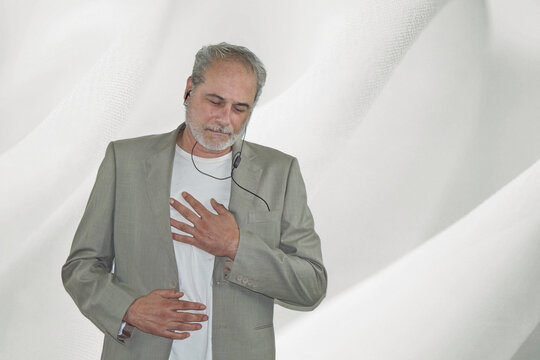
xmin=169 ymin=192 xmax=239 ymax=259
xmin=123 ymin=289 xmax=208 ymax=340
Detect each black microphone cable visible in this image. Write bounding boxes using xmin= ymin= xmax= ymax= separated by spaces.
xmin=190 ymin=137 xmax=270 ymax=211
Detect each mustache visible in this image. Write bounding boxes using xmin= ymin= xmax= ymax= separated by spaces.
xmin=204 ymin=125 xmax=232 ymax=135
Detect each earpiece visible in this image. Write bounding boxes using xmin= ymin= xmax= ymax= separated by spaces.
xmin=184 ymin=90 xmax=192 ymax=101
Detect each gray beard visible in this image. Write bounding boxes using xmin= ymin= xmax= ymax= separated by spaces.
xmin=186 ymin=116 xmax=248 ymax=151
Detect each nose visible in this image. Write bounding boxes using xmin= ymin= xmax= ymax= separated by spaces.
xmin=215 ymin=105 xmax=233 ymax=125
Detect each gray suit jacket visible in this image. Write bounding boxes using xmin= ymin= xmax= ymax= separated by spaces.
xmin=62 ymin=125 xmax=327 ymax=360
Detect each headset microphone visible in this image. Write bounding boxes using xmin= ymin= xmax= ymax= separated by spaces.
xmin=232 ymin=126 xmax=247 ymax=169
xmin=233 ymin=153 xmax=241 ymax=168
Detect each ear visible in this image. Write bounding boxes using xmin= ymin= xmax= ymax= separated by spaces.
xmin=183 ymin=77 xmax=193 ymax=101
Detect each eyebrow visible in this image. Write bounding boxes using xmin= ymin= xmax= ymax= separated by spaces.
xmin=206 ymin=93 xmax=251 ymax=109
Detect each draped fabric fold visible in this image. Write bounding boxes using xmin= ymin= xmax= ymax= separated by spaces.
xmin=277 ymin=155 xmax=540 ymax=359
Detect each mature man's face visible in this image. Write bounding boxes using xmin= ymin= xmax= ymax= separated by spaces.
xmin=185 ymin=60 xmax=257 ymax=151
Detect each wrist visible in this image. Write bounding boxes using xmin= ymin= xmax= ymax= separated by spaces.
xmin=122 ymin=297 xmax=140 ymax=323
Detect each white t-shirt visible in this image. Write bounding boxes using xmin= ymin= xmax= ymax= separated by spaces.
xmin=169 ymin=145 xmax=232 ymax=360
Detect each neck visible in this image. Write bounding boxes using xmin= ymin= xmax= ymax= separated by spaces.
xmin=177 ymin=125 xmax=232 ymax=158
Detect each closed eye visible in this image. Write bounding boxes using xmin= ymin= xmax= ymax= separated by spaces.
xmin=205 ymin=94 xmax=250 ymax=112
xmin=234 ymin=105 xmax=248 ymax=113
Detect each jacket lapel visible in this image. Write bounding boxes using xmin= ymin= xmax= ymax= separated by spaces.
xmin=143 ymin=125 xmax=182 ymax=263
xmin=229 ymin=140 xmax=263 ymax=225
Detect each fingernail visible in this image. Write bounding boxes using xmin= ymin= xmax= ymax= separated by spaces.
xmin=169 ymin=198 xmax=174 ymax=204
xmin=200 ymin=305 xmax=206 ymax=310
xmin=203 ymin=315 xmax=209 ymax=321
xmin=182 ymin=192 xmax=187 ymax=197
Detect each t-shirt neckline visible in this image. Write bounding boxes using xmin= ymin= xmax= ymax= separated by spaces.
xmin=175 ymin=144 xmax=232 ymax=163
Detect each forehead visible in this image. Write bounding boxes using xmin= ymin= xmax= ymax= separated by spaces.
xmin=200 ymin=60 xmax=257 ymax=103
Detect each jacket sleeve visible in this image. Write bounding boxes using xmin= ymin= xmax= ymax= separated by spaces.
xmin=61 ymin=142 xmax=140 ymax=343
xmin=226 ymin=158 xmax=327 ymax=309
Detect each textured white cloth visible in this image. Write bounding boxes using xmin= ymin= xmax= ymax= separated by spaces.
xmin=169 ymin=146 xmax=232 ymax=360
xmin=1 ymin=0 xmax=540 ymax=359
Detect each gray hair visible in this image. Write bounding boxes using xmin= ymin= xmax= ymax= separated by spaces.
xmin=191 ymin=42 xmax=267 ymax=105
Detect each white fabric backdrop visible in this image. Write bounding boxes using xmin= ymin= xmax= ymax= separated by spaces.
xmin=1 ymin=0 xmax=539 ymax=358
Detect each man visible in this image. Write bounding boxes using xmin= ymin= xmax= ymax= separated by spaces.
xmin=62 ymin=43 xmax=327 ymax=360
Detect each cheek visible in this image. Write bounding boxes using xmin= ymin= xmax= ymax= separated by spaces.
xmin=232 ymin=117 xmax=248 ymax=133
xmin=189 ymin=103 xmax=213 ymax=121
xmin=202 ymin=104 xmax=224 ymax=119
xmin=232 ymin=121 xmax=243 ymax=134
